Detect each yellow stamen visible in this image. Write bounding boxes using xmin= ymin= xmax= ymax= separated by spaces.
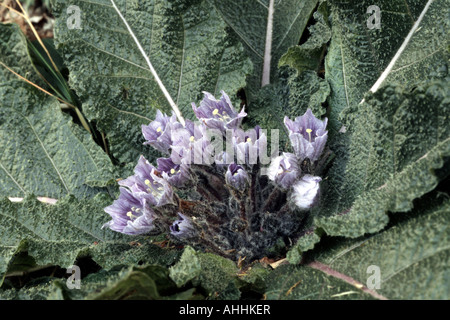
xmin=306 ymin=128 xmax=312 ymax=142
xmin=170 ymin=168 xmax=176 ymax=174
xmin=189 ymin=136 xmax=195 ymax=142
xmin=212 ymin=109 xmax=219 ymax=115
xmin=246 ymin=137 xmax=252 ymax=143
xmin=156 ymin=127 xmax=162 ymax=133
xmin=144 ymin=179 xmax=151 ymax=185
xmin=126 ymin=211 xmax=134 ymax=218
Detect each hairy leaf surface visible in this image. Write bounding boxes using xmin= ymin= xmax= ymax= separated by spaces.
xmin=53 ymin=0 xmax=251 ymax=164
xmin=0 ymin=24 xmax=115 ymax=199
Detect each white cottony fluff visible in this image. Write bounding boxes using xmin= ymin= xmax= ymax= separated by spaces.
xmin=292 ymin=175 xmax=322 ymax=209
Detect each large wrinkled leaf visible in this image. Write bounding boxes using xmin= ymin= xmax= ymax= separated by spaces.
xmin=192 ymin=252 xmax=239 ymax=299
xmin=213 ymin=0 xmax=318 ymax=94
xmin=325 ymin=0 xmax=449 ymax=133
xmin=0 ymin=194 xmax=181 ymax=285
xmin=53 ymin=0 xmax=252 ymax=164
xmin=265 ymin=264 xmax=373 ymax=300
xmin=279 ymin=4 xmax=331 ymax=74
xmin=169 ymin=246 xmax=239 ymax=299
xmin=311 ymin=0 xmax=450 ymax=239
xmin=0 ymin=279 xmax=57 ymax=300
xmin=266 ymin=192 xmax=449 ymax=300
xmin=310 ymin=192 xmax=449 ymax=299
xmin=316 ymin=80 xmax=449 ymax=237
xmin=0 ymin=23 xmax=115 ymax=199
xmin=1 ymin=265 xmax=199 ymax=300
xmin=0 ymin=23 xmax=43 ymax=86
xmin=169 ymin=246 xmax=201 ymax=288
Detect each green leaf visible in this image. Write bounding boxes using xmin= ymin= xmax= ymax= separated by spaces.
xmin=213 ymin=0 xmax=318 ymax=94
xmin=88 ymin=269 xmax=160 ymax=300
xmin=0 ymin=194 xmax=111 ymax=283
xmin=168 ymin=246 xmax=239 ymax=298
xmin=193 ymin=252 xmax=239 ymax=299
xmin=310 ymin=192 xmax=450 ymax=299
xmin=0 ymin=279 xmax=58 ymax=300
xmin=86 ymin=240 xmax=181 ymax=270
xmin=265 ymin=264 xmax=373 ymax=300
xmin=316 ymin=80 xmax=449 ymax=237
xmin=286 ymin=231 xmax=321 ymax=264
xmin=0 ymin=23 xmax=115 ymax=199
xmin=27 ymin=38 xmax=75 ymax=106
xmin=0 ymin=23 xmax=43 ymax=86
xmin=246 ymin=66 xmax=329 ymax=141
xmin=325 ymin=0 xmax=449 ymax=133
xmin=236 ymin=262 xmax=271 ymax=295
xmin=169 ymin=246 xmax=201 ymax=288
xmin=52 ymin=0 xmax=252 ymax=164
xmin=49 ymin=266 xmax=162 ymax=300
xmin=0 ymin=194 xmax=180 ymax=285
xmin=2 ymin=264 xmax=198 ymax=300
xmin=279 ymin=5 xmax=331 ymax=73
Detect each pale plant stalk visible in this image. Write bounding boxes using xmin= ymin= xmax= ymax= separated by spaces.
xmin=109 ymin=0 xmax=185 ymax=125
xmin=14 ymin=0 xmax=59 ymax=72
xmin=360 ymin=0 xmax=434 ymax=104
xmin=261 ymin=0 xmax=274 ymax=87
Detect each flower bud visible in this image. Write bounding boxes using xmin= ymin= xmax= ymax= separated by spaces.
xmin=225 ymin=163 xmax=249 ymax=191
xmin=291 ymin=174 xmax=322 ymax=210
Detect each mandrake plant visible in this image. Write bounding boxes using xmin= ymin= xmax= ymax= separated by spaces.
xmin=103 ymin=90 xmax=331 ymax=262
xmin=1 ymin=0 xmax=447 ymax=301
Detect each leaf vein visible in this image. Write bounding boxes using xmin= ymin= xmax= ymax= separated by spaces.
xmin=23 ymin=116 xmax=70 ymax=194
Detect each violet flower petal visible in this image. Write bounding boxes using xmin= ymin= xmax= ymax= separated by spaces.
xmin=156 ymin=157 xmax=191 ymax=188
xmin=284 ymin=109 xmax=328 ymax=162
xmin=142 ymin=110 xmax=183 ymax=154
xmin=102 ymin=188 xmax=155 ymax=235
xmin=192 ymin=91 xmax=246 ymax=133
xmin=225 ymin=163 xmax=249 ymax=191
xmin=267 ymin=152 xmax=299 ymax=189
xmin=120 ymin=155 xmax=174 ymax=207
xmin=170 ymin=212 xmax=197 ymax=240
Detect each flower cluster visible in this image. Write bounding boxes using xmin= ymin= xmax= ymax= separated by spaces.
xmin=103 ymin=91 xmax=328 ymax=262
xmin=267 ymin=109 xmax=328 ymax=208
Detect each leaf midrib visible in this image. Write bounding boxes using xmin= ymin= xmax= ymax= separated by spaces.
xmin=0 ymin=161 xmax=26 ymax=195
xmin=23 ymin=115 xmax=70 ymax=194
